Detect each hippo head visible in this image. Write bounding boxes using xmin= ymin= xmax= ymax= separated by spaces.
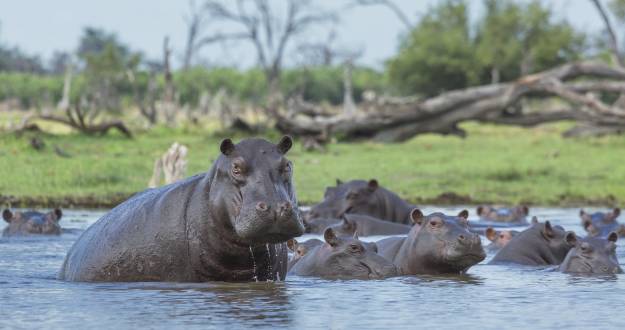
xmin=338 ymin=179 xmax=381 ymax=216
xmin=580 ymin=208 xmax=624 ymax=238
xmin=320 ymin=228 xmax=397 ymax=279
xmin=2 ymin=209 xmax=63 ymax=236
xmin=305 ymin=179 xmax=364 ymax=221
xmin=533 ymin=219 xmax=577 ymax=262
xmin=560 ymin=233 xmax=623 ymax=274
xmin=411 ymin=209 xmax=486 ymax=273
xmin=302 ymin=217 xmax=341 ymax=234
xmin=287 ymin=238 xmax=320 ymax=264
xmin=485 ymin=227 xmax=518 ymax=250
xmin=209 ymin=136 xmax=304 ymax=245
xmin=477 ymin=205 xmax=529 ymax=222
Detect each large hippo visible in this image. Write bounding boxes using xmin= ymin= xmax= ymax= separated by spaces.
xmin=559 ymin=232 xmax=622 ymax=274
xmin=580 ymin=208 xmax=625 ymax=238
xmin=484 ymin=227 xmax=519 ymax=252
xmin=59 ymin=137 xmax=305 ymax=282
xmin=490 ymin=219 xmax=576 ymax=266
xmin=2 ymin=209 xmax=63 ymax=237
xmin=477 ymin=205 xmax=529 ymax=225
xmin=327 ymin=214 xmax=412 ymax=237
xmin=377 ymin=209 xmax=486 ymax=275
xmin=286 ymin=238 xmax=323 ymax=271
xmin=307 ymin=179 xmax=414 ymax=224
xmin=288 ymin=228 xmax=397 ymax=279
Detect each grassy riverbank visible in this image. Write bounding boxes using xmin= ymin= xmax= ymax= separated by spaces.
xmin=1 ymin=121 xmax=624 ymax=208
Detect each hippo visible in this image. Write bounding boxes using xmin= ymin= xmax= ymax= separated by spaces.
xmin=559 ymin=232 xmax=623 ymax=274
xmin=377 ymin=209 xmax=486 ymax=275
xmin=303 ymin=217 xmax=342 ymax=234
xmin=304 ymin=179 xmax=366 ymax=221
xmin=288 ymin=228 xmax=397 ymax=279
xmin=580 ymin=208 xmax=625 ymax=238
xmin=2 ymin=209 xmax=63 ymax=237
xmin=307 ymin=179 xmax=414 ymax=225
xmin=484 ymin=227 xmax=519 ymax=252
xmin=58 ymin=136 xmax=305 ymax=282
xmin=477 ymin=205 xmax=529 ymax=224
xmin=327 ymin=214 xmax=412 ymax=237
xmin=286 ymin=238 xmax=323 ymax=271
xmin=490 ymin=219 xmax=576 ymax=266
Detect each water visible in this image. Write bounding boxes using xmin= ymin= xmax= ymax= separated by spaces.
xmin=1 ymin=207 xmax=624 ymax=329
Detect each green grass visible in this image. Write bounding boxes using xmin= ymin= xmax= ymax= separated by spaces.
xmin=1 ymin=121 xmax=625 ymax=207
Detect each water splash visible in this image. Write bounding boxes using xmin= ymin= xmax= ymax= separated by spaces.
xmin=266 ymin=243 xmax=273 ymax=282
xmin=249 ymin=246 xmax=258 ymax=282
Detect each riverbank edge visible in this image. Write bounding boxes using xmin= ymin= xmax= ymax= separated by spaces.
xmin=1 ymin=191 xmax=621 ymax=209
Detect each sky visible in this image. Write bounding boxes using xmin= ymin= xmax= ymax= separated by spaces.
xmin=0 ymin=0 xmax=608 ymax=70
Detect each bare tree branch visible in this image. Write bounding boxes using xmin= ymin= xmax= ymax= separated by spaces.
xmin=591 ymin=0 xmax=625 ymax=67
xmin=348 ymin=0 xmax=413 ymax=30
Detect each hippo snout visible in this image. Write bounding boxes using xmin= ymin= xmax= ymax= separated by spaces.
xmin=457 ymin=233 xmax=481 ymax=246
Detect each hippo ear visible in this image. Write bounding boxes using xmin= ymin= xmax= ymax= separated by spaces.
xmin=410 ymin=208 xmax=424 ymax=226
xmin=477 ymin=206 xmax=484 ymax=216
xmin=612 ymin=208 xmax=621 ymax=218
xmin=336 ymin=178 xmax=343 ymax=186
xmin=565 ymin=232 xmax=577 ymax=246
xmin=543 ymin=221 xmax=554 ymax=238
xmin=607 ymin=232 xmax=618 ymax=243
xmin=485 ymin=227 xmax=497 ymax=242
xmin=323 ymin=228 xmax=339 ymax=247
xmin=220 ymin=138 xmax=235 ymax=156
xmin=521 ymin=206 xmax=529 ymax=216
xmin=2 ymin=209 xmax=12 ymax=223
xmin=367 ymin=179 xmax=378 ymax=191
xmin=53 ymin=208 xmax=63 ymax=221
xmin=531 ymin=216 xmax=539 ymax=225
xmin=287 ymin=239 xmax=298 ymax=252
xmin=276 ymin=135 xmax=293 ymax=154
xmin=457 ymin=210 xmax=469 ymax=220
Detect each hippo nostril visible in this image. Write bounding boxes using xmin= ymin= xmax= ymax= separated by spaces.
xmin=256 ymin=202 xmax=269 ymax=212
xmin=458 ymin=234 xmax=466 ymax=241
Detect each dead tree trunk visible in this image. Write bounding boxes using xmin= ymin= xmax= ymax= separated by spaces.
xmin=275 ymin=61 xmax=625 ymax=141
xmin=148 ymin=142 xmax=188 ymax=188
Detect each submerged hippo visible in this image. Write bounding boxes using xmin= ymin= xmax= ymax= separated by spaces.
xmin=303 ymin=217 xmax=341 ymax=234
xmin=307 ymin=179 xmax=414 ymax=225
xmin=288 ymin=228 xmax=397 ymax=279
xmin=559 ymin=232 xmax=623 ymax=274
xmin=377 ymin=209 xmax=486 ymax=275
xmin=327 ymin=214 xmax=412 ymax=237
xmin=580 ymin=208 xmax=625 ymax=238
xmin=286 ymin=238 xmax=323 ymax=271
xmin=59 ymin=137 xmax=305 ymax=282
xmin=2 ymin=209 xmax=63 ymax=237
xmin=484 ymin=227 xmax=519 ymax=252
xmin=490 ymin=219 xmax=576 ymax=266
xmin=477 ymin=205 xmax=529 ymax=224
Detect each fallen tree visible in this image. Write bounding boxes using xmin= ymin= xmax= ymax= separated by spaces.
xmin=275 ymin=61 xmax=625 ymax=142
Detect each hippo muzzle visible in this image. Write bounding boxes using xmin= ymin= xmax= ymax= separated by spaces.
xmin=234 ymin=200 xmax=305 ymax=244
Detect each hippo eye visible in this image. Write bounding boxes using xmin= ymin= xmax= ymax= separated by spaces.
xmin=231 ymin=164 xmax=243 ymax=177
xmin=499 ymin=234 xmax=505 ymax=239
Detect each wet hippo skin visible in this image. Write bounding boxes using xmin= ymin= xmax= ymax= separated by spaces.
xmin=58 ymin=137 xmax=304 ymax=282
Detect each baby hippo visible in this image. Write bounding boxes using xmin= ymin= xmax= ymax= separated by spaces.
xmin=580 ymin=208 xmax=625 ymax=238
xmin=288 ymin=228 xmax=397 ymax=279
xmin=377 ymin=209 xmax=486 ymax=275
xmin=490 ymin=218 xmax=576 ymax=266
xmin=286 ymin=238 xmax=323 ymax=271
xmin=477 ymin=205 xmax=529 ymax=224
xmin=328 ymin=214 xmax=412 ymax=237
xmin=559 ymin=232 xmax=622 ymax=274
xmin=485 ymin=227 xmax=519 ymax=252
xmin=2 ymin=209 xmax=63 ymax=237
